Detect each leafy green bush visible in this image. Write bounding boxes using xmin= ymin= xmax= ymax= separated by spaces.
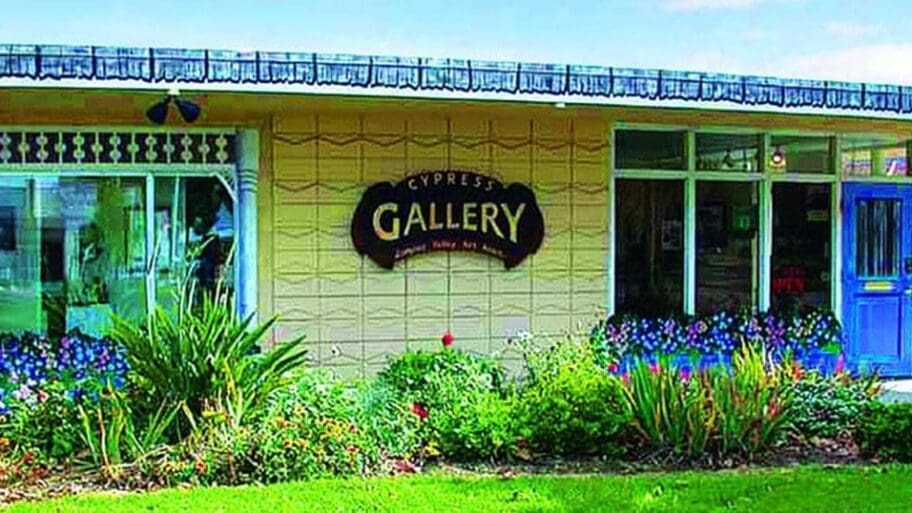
xmin=378 ymin=348 xmax=514 ymax=461
xmin=790 ymin=369 xmax=880 ymax=439
xmin=378 ymin=349 xmax=504 ymax=408
xmin=512 ymin=335 xmax=629 ymax=457
xmin=622 ymin=344 xmax=795 ymax=461
xmin=857 ymin=402 xmax=912 ymax=462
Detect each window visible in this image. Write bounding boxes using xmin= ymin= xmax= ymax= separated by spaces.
xmin=0 ymin=175 xmax=233 ymax=336
xmin=154 ymin=177 xmax=235 ymax=310
xmin=842 ymin=136 xmax=910 ymax=177
xmin=855 ymin=199 xmax=901 ymax=278
xmin=615 ymin=130 xmax=686 ymax=170
xmin=615 ymin=179 xmax=684 ymax=315
xmin=696 ymin=181 xmax=758 ymax=313
xmin=768 ymin=135 xmax=833 ymax=174
xmin=695 ymin=133 xmax=761 ymax=172
xmin=772 ymin=183 xmax=831 ymax=310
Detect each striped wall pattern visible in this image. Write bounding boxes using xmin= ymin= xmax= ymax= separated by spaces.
xmin=268 ymin=111 xmax=610 ymax=377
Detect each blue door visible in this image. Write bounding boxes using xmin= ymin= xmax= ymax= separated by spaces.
xmin=842 ymin=183 xmax=912 ymax=376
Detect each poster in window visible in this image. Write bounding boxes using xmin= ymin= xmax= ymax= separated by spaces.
xmin=0 ymin=207 xmax=14 ymax=251
xmin=661 ymin=219 xmax=682 ymax=251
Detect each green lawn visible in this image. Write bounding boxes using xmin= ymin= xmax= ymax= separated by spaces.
xmin=9 ymin=466 xmax=909 ymax=513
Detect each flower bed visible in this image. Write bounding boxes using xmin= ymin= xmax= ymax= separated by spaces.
xmin=589 ymin=308 xmax=845 ymax=374
xmin=0 ymin=331 xmax=128 ymax=417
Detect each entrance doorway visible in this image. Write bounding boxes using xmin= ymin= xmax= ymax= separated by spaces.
xmin=842 ymin=183 xmax=912 ymax=376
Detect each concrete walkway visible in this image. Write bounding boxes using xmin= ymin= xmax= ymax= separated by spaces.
xmin=880 ymin=380 xmax=912 ymax=403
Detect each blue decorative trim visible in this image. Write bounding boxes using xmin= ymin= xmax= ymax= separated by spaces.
xmin=3 ymin=44 xmax=912 ymax=114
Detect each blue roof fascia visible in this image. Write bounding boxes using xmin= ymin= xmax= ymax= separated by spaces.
xmin=2 ymin=44 xmax=911 ymax=115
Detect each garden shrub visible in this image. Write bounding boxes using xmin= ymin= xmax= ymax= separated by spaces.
xmin=378 ymin=346 xmax=514 ymax=461
xmin=110 ymin=270 xmax=307 ymax=432
xmin=857 ymin=402 xmax=912 ymax=462
xmin=789 ymin=364 xmax=881 ymax=439
xmin=512 ymin=335 xmax=629 ymax=457
xmin=620 ymin=344 xmax=795 ymax=461
xmin=154 ymin=370 xmax=389 ymax=486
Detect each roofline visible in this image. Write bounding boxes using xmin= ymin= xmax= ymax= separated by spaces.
xmin=2 ymin=44 xmax=911 ymax=118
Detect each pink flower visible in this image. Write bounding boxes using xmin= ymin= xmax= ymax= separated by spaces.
xmin=621 ymin=373 xmax=631 ymax=387
xmin=441 ymin=332 xmax=455 ymax=348
xmin=411 ymin=402 xmax=429 ymax=421
xmin=36 ymin=389 xmax=48 ymax=403
xmin=834 ymin=354 xmax=846 ymax=375
xmin=649 ymin=362 xmax=661 ymax=374
xmin=680 ymin=368 xmax=691 ymax=382
xmin=607 ymin=362 xmax=619 ymax=374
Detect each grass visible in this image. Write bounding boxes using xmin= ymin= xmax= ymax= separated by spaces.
xmin=8 ymin=466 xmax=911 ymax=513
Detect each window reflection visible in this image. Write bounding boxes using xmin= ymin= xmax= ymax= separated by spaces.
xmin=0 ymin=176 xmax=234 ymax=337
xmin=615 ymin=130 xmax=686 ymax=170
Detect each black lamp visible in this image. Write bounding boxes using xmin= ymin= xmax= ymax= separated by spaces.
xmin=146 ymin=88 xmax=201 ymax=124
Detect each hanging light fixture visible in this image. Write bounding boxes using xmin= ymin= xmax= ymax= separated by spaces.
xmin=146 ymin=88 xmax=201 ymax=125
xmin=770 ymin=145 xmax=785 ymax=167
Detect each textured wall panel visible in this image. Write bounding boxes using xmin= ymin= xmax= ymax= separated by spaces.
xmin=269 ymin=110 xmax=609 ymax=376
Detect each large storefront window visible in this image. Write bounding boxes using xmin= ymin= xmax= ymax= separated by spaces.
xmin=616 ymin=179 xmax=684 ymax=315
xmin=771 ymin=183 xmax=831 ymax=311
xmin=696 ymin=181 xmax=758 ymax=313
xmin=0 ymin=175 xmax=233 ymax=336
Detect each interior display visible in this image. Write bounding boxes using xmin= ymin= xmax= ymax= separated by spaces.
xmin=696 ymin=182 xmax=758 ymax=313
xmin=616 ymin=179 xmax=684 ymax=315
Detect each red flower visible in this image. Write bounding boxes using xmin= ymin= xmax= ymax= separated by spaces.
xmin=411 ymin=402 xmax=429 ymax=421
xmin=649 ymin=361 xmax=661 ymax=374
xmin=791 ymin=361 xmax=806 ymax=380
xmin=441 ymin=332 xmax=455 ymax=348
xmin=21 ymin=453 xmax=34 ymax=465
xmin=607 ymin=362 xmax=619 ymax=374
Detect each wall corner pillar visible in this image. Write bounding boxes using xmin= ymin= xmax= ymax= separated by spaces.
xmin=235 ymin=129 xmax=260 ymax=324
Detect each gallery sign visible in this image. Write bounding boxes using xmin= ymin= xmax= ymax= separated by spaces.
xmin=351 ymin=171 xmax=544 ymax=269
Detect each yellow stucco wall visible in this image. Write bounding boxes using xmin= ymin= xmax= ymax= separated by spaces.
xmin=266 ymin=110 xmax=610 ymax=376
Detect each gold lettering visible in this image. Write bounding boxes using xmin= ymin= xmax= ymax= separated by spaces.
xmin=474 ymin=175 xmax=482 ymax=188
xmin=501 ymin=203 xmax=526 ymax=243
xmin=420 ymin=174 xmax=430 ymax=187
xmin=461 ymin=173 xmax=469 ymax=186
xmin=433 ymin=172 xmax=443 ymax=185
xmin=403 ymin=203 xmax=427 ymax=236
xmin=373 ymin=203 xmax=400 ymax=241
xmin=480 ymin=202 xmax=504 ymax=238
xmin=446 ymin=203 xmax=460 ymax=229
xmin=408 ymin=178 xmax=418 ymax=190
xmin=428 ymin=202 xmax=443 ymax=230
xmin=447 ymin=172 xmax=456 ymax=185
xmin=463 ymin=202 xmax=478 ymax=231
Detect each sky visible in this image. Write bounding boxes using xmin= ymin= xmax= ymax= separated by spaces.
xmin=1 ymin=0 xmax=911 ymax=85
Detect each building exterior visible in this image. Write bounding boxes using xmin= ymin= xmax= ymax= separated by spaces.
xmin=1 ymin=45 xmax=912 ymax=376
